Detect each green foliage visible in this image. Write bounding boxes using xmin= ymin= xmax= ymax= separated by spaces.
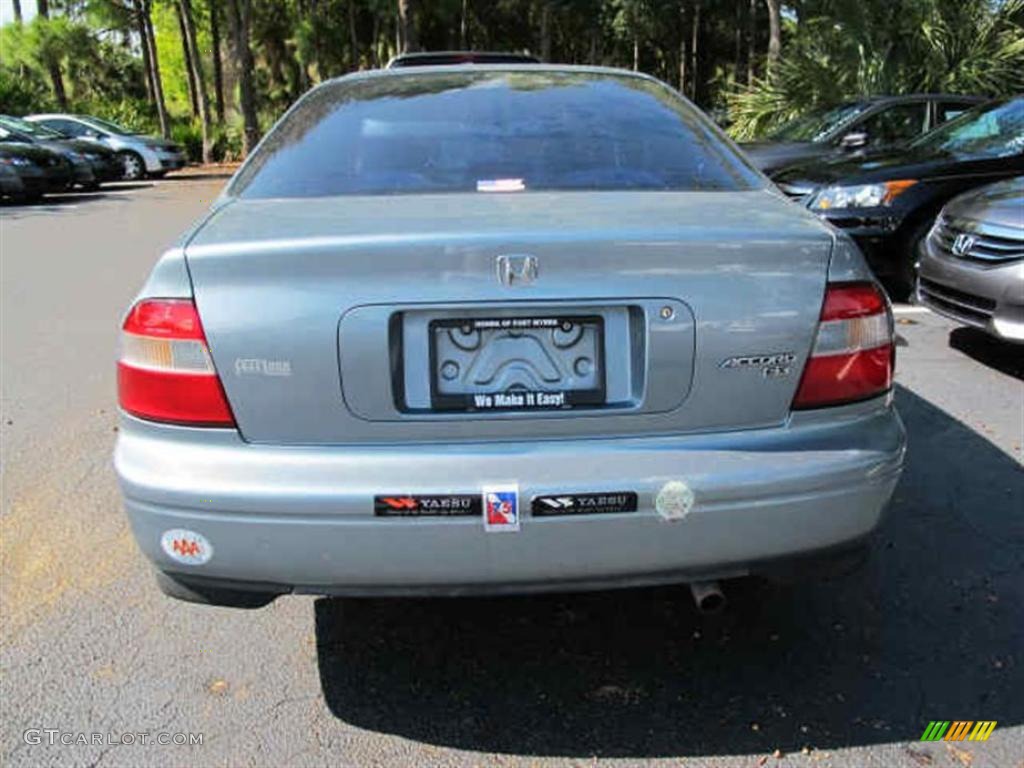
xmin=727 ymin=0 xmax=1024 ymax=140
xmin=86 ymin=99 xmax=160 ymax=134
xmin=1 ymin=0 xmax=1021 ymax=157
xmin=0 ymin=65 xmax=54 ymax=115
xmin=171 ymin=119 xmax=203 ymax=160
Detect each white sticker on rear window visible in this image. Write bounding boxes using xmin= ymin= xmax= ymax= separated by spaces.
xmin=477 ymin=178 xmax=525 ymax=192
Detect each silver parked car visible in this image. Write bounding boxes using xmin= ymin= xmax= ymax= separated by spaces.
xmin=114 ymin=66 xmax=906 ymax=610
xmin=917 ymin=177 xmax=1024 ymax=342
xmin=26 ymin=113 xmax=186 ymax=181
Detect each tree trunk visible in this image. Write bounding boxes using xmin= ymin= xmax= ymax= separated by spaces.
xmin=179 ymin=0 xmax=212 ymax=163
xmin=460 ymin=0 xmax=468 ymax=49
xmin=734 ymin=0 xmax=744 ymax=83
xmin=348 ymin=0 xmax=359 ymax=71
xmin=174 ymin=1 xmax=199 ymax=118
xmin=135 ymin=1 xmax=154 ymax=103
xmin=540 ymin=1 xmax=551 ymax=62
xmin=35 ymin=0 xmax=68 ymax=110
xmin=225 ymin=0 xmax=260 ymax=156
xmin=678 ymin=2 xmax=687 ymax=93
xmin=764 ymin=0 xmax=781 ymax=75
xmin=690 ymin=0 xmax=700 ymax=101
xmin=746 ymin=0 xmax=756 ymax=85
xmin=12 ymin=0 xmax=22 ymax=24
xmin=632 ymin=37 xmax=639 ymax=71
xmin=134 ymin=1 xmax=169 ymax=138
xmin=398 ymin=0 xmax=418 ymax=53
xmin=141 ymin=0 xmax=170 ymax=138
xmin=371 ymin=13 xmax=380 ymax=67
xmin=209 ymin=1 xmax=225 ymax=123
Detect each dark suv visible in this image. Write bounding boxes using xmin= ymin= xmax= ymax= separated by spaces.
xmin=742 ymin=94 xmax=986 ymax=175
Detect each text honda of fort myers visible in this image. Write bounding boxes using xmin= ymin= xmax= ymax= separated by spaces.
xmin=114 ymin=66 xmax=906 ymax=611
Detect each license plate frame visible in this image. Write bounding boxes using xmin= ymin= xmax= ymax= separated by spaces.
xmin=428 ymin=314 xmax=606 ymax=412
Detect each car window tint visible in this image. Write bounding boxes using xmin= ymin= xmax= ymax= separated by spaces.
xmin=231 ymin=71 xmax=763 ymax=198
xmin=45 ymin=119 xmax=88 ymax=137
xmin=768 ymin=102 xmax=868 ymax=142
xmin=911 ymin=98 xmax=1023 ymax=159
xmin=858 ymin=103 xmax=928 ymax=146
xmin=936 ymin=101 xmax=971 ymax=124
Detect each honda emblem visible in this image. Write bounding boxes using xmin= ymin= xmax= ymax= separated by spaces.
xmin=951 ymin=233 xmax=976 ymax=257
xmin=496 ymin=254 xmax=539 ymax=287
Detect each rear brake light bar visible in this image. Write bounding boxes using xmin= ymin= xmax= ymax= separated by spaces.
xmin=792 ymin=282 xmax=894 ymax=409
xmin=118 ymin=298 xmax=235 ymax=426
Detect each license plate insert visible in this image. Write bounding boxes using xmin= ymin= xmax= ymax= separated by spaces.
xmin=429 ymin=315 xmax=606 ymax=411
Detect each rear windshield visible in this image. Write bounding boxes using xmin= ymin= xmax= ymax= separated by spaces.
xmin=230 ymin=70 xmax=763 ymax=198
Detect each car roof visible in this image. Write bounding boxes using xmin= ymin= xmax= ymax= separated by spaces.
xmin=861 ymin=93 xmax=988 ymax=104
xmin=325 ymin=63 xmax=667 ymax=91
xmin=26 ymin=114 xmax=84 ymax=121
xmin=386 ymin=51 xmax=540 ymax=68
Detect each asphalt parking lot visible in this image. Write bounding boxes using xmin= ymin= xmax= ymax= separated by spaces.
xmin=1 ymin=175 xmax=1022 ymax=768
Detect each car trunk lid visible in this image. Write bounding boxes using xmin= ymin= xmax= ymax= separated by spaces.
xmin=185 ymin=190 xmax=834 ymax=444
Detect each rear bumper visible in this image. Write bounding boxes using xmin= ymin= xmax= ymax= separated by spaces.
xmin=115 ymin=400 xmax=905 ymax=597
xmin=917 ymin=243 xmax=1024 ymax=342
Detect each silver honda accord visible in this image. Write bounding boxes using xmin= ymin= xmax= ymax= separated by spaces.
xmin=114 ymin=66 xmax=906 ymax=609
xmin=917 ymin=176 xmax=1024 ymax=342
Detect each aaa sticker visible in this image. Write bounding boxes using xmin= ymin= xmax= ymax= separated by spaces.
xmin=160 ymin=529 xmax=213 ymax=565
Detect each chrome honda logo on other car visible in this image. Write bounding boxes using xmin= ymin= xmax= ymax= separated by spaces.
xmin=496 ymin=254 xmax=539 ymax=287
xmin=951 ymin=233 xmax=977 ymax=257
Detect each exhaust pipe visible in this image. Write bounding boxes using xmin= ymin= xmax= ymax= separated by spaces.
xmin=689 ymin=580 xmax=726 ymax=615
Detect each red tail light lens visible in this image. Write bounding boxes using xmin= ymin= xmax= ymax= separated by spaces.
xmin=793 ymin=282 xmax=894 ymax=409
xmin=118 ymin=299 xmax=235 ymax=426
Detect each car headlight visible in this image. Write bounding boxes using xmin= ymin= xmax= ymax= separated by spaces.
xmin=809 ymin=180 xmax=917 ymax=211
xmin=0 ymin=155 xmax=33 ymax=167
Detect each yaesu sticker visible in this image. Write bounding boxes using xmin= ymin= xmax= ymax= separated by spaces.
xmin=160 ymin=529 xmax=213 ymax=566
xmin=374 ymin=494 xmax=481 ymax=517
xmin=532 ymin=492 xmax=638 ymax=516
xmin=483 ymin=485 xmax=520 ymax=532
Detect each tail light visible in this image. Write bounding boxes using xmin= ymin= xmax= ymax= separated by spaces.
xmin=118 ymin=298 xmax=235 ymax=426
xmin=793 ymin=282 xmax=894 ymax=409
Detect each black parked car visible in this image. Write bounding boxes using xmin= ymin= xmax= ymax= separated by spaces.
xmin=0 ymin=141 xmax=74 ymax=202
xmin=742 ymin=94 xmax=985 ymax=175
xmin=774 ymin=97 xmax=1024 ymax=295
xmin=0 ymin=114 xmax=122 ymax=189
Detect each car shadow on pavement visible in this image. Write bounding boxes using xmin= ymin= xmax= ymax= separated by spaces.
xmin=949 ymin=327 xmax=1024 ymax=380
xmin=315 ymin=385 xmax=1023 ymax=758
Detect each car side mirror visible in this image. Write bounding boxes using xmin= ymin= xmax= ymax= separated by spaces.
xmin=840 ymin=131 xmax=868 ymax=150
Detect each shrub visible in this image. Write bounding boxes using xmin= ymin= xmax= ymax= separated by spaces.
xmin=0 ymin=65 xmax=53 ymax=115
xmin=170 ymin=120 xmax=203 ymax=162
xmin=82 ymin=98 xmax=159 ymax=135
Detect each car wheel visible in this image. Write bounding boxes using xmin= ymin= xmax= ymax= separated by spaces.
xmin=119 ymin=151 xmax=146 ymax=181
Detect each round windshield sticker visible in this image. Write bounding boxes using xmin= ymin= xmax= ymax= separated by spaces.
xmin=160 ymin=529 xmax=213 ymax=565
xmin=656 ymin=481 xmax=695 ymax=521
